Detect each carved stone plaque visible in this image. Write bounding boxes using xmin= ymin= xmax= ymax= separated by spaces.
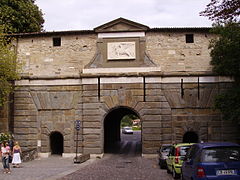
xmin=107 ymin=42 xmax=136 ymax=60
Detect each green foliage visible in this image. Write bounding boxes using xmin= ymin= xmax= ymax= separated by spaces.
xmin=214 ymin=85 xmax=240 ymax=122
xmin=0 ymin=27 xmax=20 ymax=106
xmin=121 ymin=114 xmax=138 ymax=127
xmin=0 ymin=132 xmax=11 ymax=143
xmin=132 ymin=126 xmax=141 ymax=131
xmin=201 ymin=0 xmax=240 ymax=123
xmin=0 ymin=0 xmax=44 ymax=33
xmin=200 ymin=0 xmax=240 ymax=23
xmin=210 ymin=23 xmax=240 ymax=123
xmin=210 ymin=22 xmax=240 ymax=78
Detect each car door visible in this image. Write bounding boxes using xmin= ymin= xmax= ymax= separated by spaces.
xmin=166 ymin=146 xmax=175 ymax=172
xmin=182 ymin=145 xmax=198 ymax=180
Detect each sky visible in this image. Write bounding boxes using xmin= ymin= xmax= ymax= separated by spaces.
xmin=35 ymin=0 xmax=213 ymax=32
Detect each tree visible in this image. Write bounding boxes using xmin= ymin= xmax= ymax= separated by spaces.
xmin=201 ymin=1 xmax=240 ymax=123
xmin=121 ymin=114 xmax=138 ymax=127
xmin=200 ymin=0 xmax=240 ymax=23
xmin=0 ymin=28 xmax=20 ymax=106
xmin=214 ymin=86 xmax=240 ymax=122
xmin=0 ymin=0 xmax=44 ymax=33
xmin=209 ymin=23 xmax=240 ymax=79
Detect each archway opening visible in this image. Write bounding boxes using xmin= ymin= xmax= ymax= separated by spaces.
xmin=104 ymin=106 xmax=141 ymax=154
xmin=182 ymin=131 xmax=199 ymax=143
xmin=50 ymin=131 xmax=63 ymax=155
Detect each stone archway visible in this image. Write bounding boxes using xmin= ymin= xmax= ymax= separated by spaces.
xmin=103 ymin=106 xmax=141 ymax=154
xmin=182 ymin=131 xmax=199 ymax=143
xmin=50 ymin=131 xmax=64 ymax=155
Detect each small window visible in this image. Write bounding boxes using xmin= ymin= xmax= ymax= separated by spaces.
xmin=53 ymin=37 xmax=61 ymax=46
xmin=186 ymin=34 xmax=194 ymax=43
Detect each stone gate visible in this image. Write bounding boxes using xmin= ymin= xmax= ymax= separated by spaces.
xmin=0 ymin=18 xmax=239 ymax=157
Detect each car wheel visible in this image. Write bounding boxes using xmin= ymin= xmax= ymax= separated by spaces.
xmin=166 ymin=166 xmax=171 ymax=174
xmin=159 ymin=161 xmax=164 ymax=169
xmin=173 ymin=168 xmax=180 ymax=179
xmin=180 ymin=173 xmax=185 ymax=180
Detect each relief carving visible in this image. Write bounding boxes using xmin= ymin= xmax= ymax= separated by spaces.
xmin=107 ymin=42 xmax=136 ymax=60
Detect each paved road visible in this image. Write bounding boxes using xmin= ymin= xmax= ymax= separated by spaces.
xmin=59 ymin=131 xmax=173 ymax=180
xmin=58 ymin=154 xmax=173 ymax=180
xmin=107 ymin=131 xmax=142 ymax=155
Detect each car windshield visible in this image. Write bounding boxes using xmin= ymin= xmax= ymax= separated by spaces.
xmin=201 ymin=147 xmax=240 ymax=162
xmin=124 ymin=127 xmax=132 ymax=130
xmin=179 ymin=146 xmax=191 ymax=156
xmin=161 ymin=146 xmax=171 ymax=153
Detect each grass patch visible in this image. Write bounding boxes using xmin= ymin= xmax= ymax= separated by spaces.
xmin=132 ymin=126 xmax=141 ymax=131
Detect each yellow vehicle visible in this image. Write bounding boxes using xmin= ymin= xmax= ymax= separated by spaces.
xmin=166 ymin=143 xmax=194 ymax=179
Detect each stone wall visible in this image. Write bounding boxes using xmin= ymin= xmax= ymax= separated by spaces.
xmin=13 ymin=84 xmax=82 ymax=153
xmin=146 ymin=32 xmax=215 ymax=72
xmin=17 ymin=34 xmax=97 ymax=77
xmin=11 ymin=76 xmax=240 ymax=155
xmin=15 ymin=31 xmax=215 ymax=77
xmin=4 ymin=19 xmax=238 ymax=157
xmin=0 ymin=103 xmax=9 ymax=133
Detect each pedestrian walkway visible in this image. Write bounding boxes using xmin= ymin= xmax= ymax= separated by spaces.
xmin=0 ymin=155 xmax=97 ymax=180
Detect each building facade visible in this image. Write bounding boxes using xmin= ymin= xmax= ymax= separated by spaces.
xmin=1 ymin=18 xmax=239 ymax=157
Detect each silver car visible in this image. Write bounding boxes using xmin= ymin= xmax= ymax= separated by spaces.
xmin=157 ymin=144 xmax=172 ymax=169
xmin=122 ymin=127 xmax=133 ymax=134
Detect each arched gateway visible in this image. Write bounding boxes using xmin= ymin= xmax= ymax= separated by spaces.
xmin=50 ymin=131 xmax=64 ymax=155
xmin=7 ymin=18 xmax=239 ymax=158
xmin=104 ymin=106 xmax=141 ymax=153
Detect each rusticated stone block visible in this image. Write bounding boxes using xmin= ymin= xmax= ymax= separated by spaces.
xmin=83 ymin=115 xmax=101 ymax=122
xmin=142 ymin=128 xmax=161 ymax=134
xmin=142 ymin=122 xmax=161 ymax=128
xmin=83 ymin=128 xmax=101 ymax=134
xmin=83 ymin=84 xmax=98 ymax=90
xmin=83 ymin=90 xmax=98 ymax=97
xmin=83 ymin=109 xmax=101 ymax=116
xmin=83 ymin=148 xmax=102 ymax=154
xmin=83 ymin=122 xmax=101 ymax=128
xmin=74 ymin=154 xmax=90 ymax=164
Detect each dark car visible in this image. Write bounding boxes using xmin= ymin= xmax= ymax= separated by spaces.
xmin=181 ymin=142 xmax=240 ymax=180
xmin=157 ymin=144 xmax=172 ymax=169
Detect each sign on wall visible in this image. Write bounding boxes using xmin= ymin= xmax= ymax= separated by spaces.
xmin=75 ymin=120 xmax=81 ymax=131
xmin=107 ymin=42 xmax=136 ymax=60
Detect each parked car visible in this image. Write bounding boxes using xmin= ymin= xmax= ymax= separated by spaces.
xmin=122 ymin=127 xmax=133 ymax=134
xmin=166 ymin=143 xmax=194 ymax=179
xmin=181 ymin=142 xmax=240 ymax=180
xmin=157 ymin=144 xmax=172 ymax=169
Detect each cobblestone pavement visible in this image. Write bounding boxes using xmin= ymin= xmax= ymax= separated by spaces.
xmin=58 ymin=154 xmax=173 ymax=180
xmin=0 ymin=155 xmax=96 ymax=180
xmin=0 ymin=132 xmax=173 ymax=180
xmin=0 ymin=154 xmax=173 ymax=180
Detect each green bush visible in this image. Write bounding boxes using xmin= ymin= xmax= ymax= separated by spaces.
xmin=0 ymin=132 xmax=11 ymax=143
xmin=132 ymin=126 xmax=141 ymax=131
